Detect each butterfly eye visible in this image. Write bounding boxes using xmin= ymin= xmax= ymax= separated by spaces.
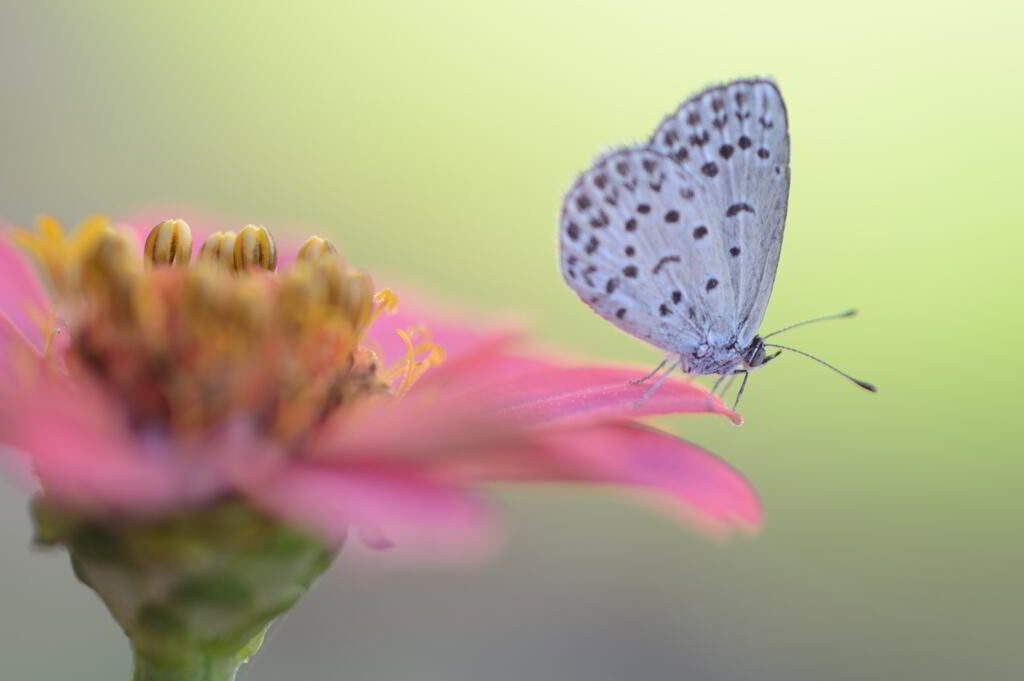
xmin=233 ymin=224 xmax=278 ymax=272
xmin=144 ymin=219 xmax=193 ymax=267
xmin=198 ymin=231 xmax=237 ymax=269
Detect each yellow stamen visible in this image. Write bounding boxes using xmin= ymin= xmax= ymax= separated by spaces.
xmin=25 ymin=301 xmax=55 ymax=352
xmin=371 ymin=289 xmax=399 ymax=322
xmin=144 ymin=219 xmax=193 ymax=267
xmin=10 ymin=214 xmax=109 ymax=296
xmin=12 ymin=213 xmax=446 ymax=444
xmin=296 ymin=235 xmax=340 ymax=264
xmin=198 ymin=231 xmax=238 ymax=270
xmin=385 ymin=327 xmax=446 ymax=398
xmin=233 ymin=224 xmax=277 ymax=272
xmin=339 ymin=268 xmax=375 ymax=334
xmin=41 ymin=322 xmax=64 ymax=364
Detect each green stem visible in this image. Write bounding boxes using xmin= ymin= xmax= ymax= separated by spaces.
xmin=131 ymin=649 xmax=243 ymax=681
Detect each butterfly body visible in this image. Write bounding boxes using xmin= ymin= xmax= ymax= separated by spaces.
xmin=559 ymin=78 xmax=790 ymax=379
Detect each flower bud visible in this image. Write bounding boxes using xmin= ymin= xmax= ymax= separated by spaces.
xmin=233 ymin=225 xmax=277 ymax=272
xmin=197 ymin=231 xmax=237 ymax=270
xmin=296 ymin=235 xmax=340 ymax=264
xmin=144 ymin=219 xmax=193 ymax=267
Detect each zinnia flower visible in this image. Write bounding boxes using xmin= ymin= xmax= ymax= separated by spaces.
xmin=0 ymin=213 xmax=758 ymax=680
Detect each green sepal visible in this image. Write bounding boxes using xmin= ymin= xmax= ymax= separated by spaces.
xmin=32 ymin=495 xmax=339 ymax=680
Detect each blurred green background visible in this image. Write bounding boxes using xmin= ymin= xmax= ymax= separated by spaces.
xmin=2 ymin=1 xmax=1022 ymax=679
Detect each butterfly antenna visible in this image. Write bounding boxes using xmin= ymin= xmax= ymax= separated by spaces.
xmin=762 ymin=343 xmax=877 ymax=392
xmin=762 ymin=309 xmax=858 ymax=339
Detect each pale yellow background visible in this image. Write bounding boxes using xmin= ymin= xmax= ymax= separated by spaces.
xmin=1 ymin=1 xmax=1021 ymax=679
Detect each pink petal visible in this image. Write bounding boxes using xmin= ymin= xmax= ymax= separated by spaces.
xmin=414 ymin=348 xmax=739 ymax=426
xmin=478 ymin=422 xmax=761 ymax=535
xmin=490 ymin=362 xmax=740 ymax=426
xmin=3 ymin=376 xmax=209 ymax=512
xmin=0 ymin=310 xmax=38 ymax=386
xmin=308 ymin=400 xmax=756 ymax=534
xmin=366 ymin=298 xmax=738 ymax=425
xmin=0 ymin=231 xmax=49 ymax=353
xmin=412 ymin=345 xmax=554 ymax=393
xmin=365 ymin=289 xmax=523 ymax=369
xmin=312 ymin=352 xmax=735 ymax=476
xmin=235 ymin=460 xmax=493 ymax=556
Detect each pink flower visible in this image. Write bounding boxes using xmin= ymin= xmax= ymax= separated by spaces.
xmin=0 ymin=213 xmax=759 ymax=557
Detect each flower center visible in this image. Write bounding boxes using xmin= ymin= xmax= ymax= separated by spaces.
xmin=14 ymin=216 xmax=443 ymax=445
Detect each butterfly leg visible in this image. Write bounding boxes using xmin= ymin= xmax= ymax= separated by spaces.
xmin=636 ymin=356 xmax=682 ymax=402
xmin=706 ymin=367 xmax=746 ymax=412
xmin=720 ymin=371 xmax=740 ymax=398
xmin=629 ymin=356 xmax=671 ymax=385
xmin=731 ymin=370 xmax=750 ymax=411
xmin=708 ymin=371 xmax=731 ymax=400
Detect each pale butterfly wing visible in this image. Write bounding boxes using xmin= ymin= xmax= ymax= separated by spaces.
xmin=647 ymin=78 xmax=790 ymax=346
xmin=558 ymin=79 xmax=873 ymax=395
xmin=559 ymin=147 xmax=738 ymax=355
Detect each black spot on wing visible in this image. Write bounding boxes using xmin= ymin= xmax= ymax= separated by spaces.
xmin=652 ymin=255 xmax=681 ymax=275
xmin=589 ymin=210 xmax=610 ymax=228
xmin=689 ymin=131 xmax=710 ymax=147
xmin=725 ymin=203 xmax=755 ymax=217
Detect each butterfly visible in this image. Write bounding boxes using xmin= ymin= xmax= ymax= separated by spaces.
xmin=558 ymin=78 xmax=875 ymax=406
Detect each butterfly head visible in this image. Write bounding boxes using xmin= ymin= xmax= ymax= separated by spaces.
xmin=741 ymin=336 xmax=782 ymax=369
